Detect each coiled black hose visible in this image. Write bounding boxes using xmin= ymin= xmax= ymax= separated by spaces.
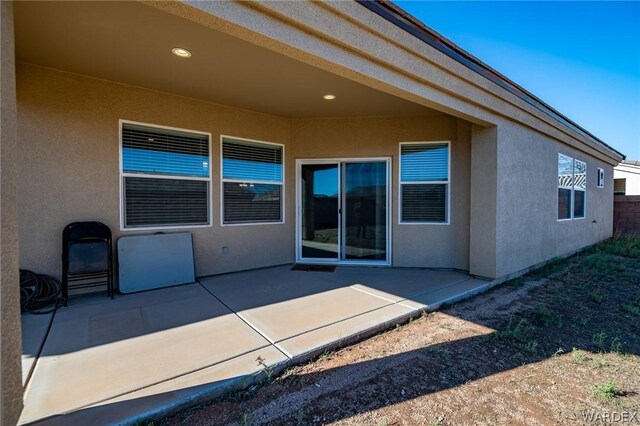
xmin=20 ymin=269 xmax=66 ymax=314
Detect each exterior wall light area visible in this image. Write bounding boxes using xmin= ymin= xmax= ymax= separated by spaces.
xmin=171 ymin=47 xmax=192 ymax=58
xmin=323 ymin=94 xmax=336 ymax=100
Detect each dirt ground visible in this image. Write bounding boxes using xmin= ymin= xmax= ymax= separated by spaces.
xmin=164 ymin=237 xmax=640 ymax=425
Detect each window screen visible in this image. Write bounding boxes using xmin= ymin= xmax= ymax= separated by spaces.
xmin=400 ymin=142 xmax=449 ymax=223
xmin=121 ymin=122 xmax=210 ymax=228
xmin=222 ymin=138 xmax=283 ymax=224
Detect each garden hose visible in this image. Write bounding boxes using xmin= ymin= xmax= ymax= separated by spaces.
xmin=19 ymin=269 xmax=66 ymax=314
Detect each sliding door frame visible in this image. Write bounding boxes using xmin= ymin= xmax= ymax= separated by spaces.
xmin=295 ymin=157 xmax=391 ymax=266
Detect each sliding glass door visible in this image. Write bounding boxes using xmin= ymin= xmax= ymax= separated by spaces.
xmin=298 ymin=159 xmax=389 ymax=265
xmin=300 ymin=162 xmax=340 ymax=260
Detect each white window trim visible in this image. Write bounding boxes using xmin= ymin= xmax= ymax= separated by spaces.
xmin=220 ymin=135 xmax=285 ymax=227
xmin=597 ymin=168 xmax=605 ymax=188
xmin=557 ymin=153 xmax=587 ymax=222
xmin=294 ymin=157 xmax=392 ymax=266
xmin=574 ymin=159 xmax=587 ymax=220
xmin=119 ymin=119 xmax=213 ymax=231
xmin=398 ymin=141 xmax=451 ymax=225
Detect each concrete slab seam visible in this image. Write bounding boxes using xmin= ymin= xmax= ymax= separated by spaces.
xmin=272 ymin=301 xmax=405 ymax=345
xmin=347 ymin=285 xmax=399 ymax=304
xmin=195 ymin=279 xmax=292 ymax=360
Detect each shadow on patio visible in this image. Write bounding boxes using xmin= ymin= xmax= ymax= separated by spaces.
xmin=20 ymin=265 xmax=490 ymax=425
xmin=29 ymin=269 xmax=640 ymax=425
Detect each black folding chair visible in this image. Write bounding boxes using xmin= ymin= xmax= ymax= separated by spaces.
xmin=62 ymin=222 xmax=114 ymax=304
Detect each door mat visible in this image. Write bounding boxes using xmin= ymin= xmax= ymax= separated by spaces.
xmin=291 ymin=264 xmax=336 ymax=272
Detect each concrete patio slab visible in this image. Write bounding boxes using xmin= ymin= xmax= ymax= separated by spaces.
xmin=341 ymin=268 xmax=475 ymax=302
xmin=20 ymin=267 xmax=494 ymax=425
xmin=278 ymin=303 xmax=417 ymax=359
xmin=199 ymin=265 xmax=346 ymax=312
xmin=233 ymin=286 xmax=394 ymax=346
xmin=400 ymin=277 xmax=492 ymax=310
xmin=34 ymin=346 xmax=288 ymax=426
xmin=21 ymin=312 xmax=54 ymax=385
xmin=20 ymin=284 xmax=271 ymax=424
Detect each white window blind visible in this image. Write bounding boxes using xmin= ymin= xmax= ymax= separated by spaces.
xmin=221 ymin=137 xmax=283 ymax=224
xmin=121 ymin=122 xmax=210 ymax=229
xmin=400 ymin=142 xmax=449 ymax=223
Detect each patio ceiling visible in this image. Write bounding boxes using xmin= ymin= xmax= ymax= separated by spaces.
xmin=14 ymin=1 xmax=434 ymax=119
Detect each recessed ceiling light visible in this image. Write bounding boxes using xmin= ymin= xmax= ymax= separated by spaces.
xmin=171 ymin=47 xmax=192 ymax=58
xmin=323 ymin=94 xmax=336 ymax=100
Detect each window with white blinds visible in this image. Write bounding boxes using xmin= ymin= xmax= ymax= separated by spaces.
xmin=399 ymin=142 xmax=450 ymax=224
xmin=221 ymin=137 xmax=284 ymax=225
xmin=558 ymin=153 xmax=586 ymax=221
xmin=121 ymin=122 xmax=211 ymax=229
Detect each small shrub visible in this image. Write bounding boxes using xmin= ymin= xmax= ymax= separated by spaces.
xmin=496 ymin=317 xmax=533 ymax=343
xmin=523 ymin=340 xmax=539 ymax=354
xmin=601 ymin=235 xmax=640 ymax=258
xmin=621 ymin=304 xmax=639 ymax=316
xmin=593 ymin=332 xmax=608 ymax=352
xmin=318 ymin=350 xmax=333 ymax=361
xmin=256 ymin=356 xmax=274 ymax=382
xmin=592 ymin=380 xmax=619 ymax=400
xmin=240 ymin=412 xmax=253 ymax=426
xmin=589 ymin=293 xmax=603 ymax=303
xmin=610 ymin=337 xmax=623 ymax=353
xmin=591 ymin=358 xmax=608 ymax=368
xmin=572 ymin=348 xmax=588 ymax=363
xmin=575 ymin=316 xmax=590 ymax=327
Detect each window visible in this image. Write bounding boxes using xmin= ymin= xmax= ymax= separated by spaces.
xmin=597 ymin=168 xmax=604 ymax=188
xmin=221 ymin=137 xmax=284 ymax=225
xmin=121 ymin=121 xmax=210 ymax=229
xmin=557 ymin=153 xmax=586 ymax=221
xmin=574 ymin=160 xmax=586 ymax=219
xmin=399 ymin=142 xmax=449 ymax=224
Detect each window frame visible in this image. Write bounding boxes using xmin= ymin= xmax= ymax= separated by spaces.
xmin=557 ymin=153 xmax=587 ymax=222
xmin=119 ymin=119 xmax=213 ymax=231
xmin=573 ymin=159 xmax=587 ymax=220
xmin=398 ymin=141 xmax=451 ymax=226
xmin=220 ymin=135 xmax=285 ymax=227
xmin=597 ymin=168 xmax=605 ymax=188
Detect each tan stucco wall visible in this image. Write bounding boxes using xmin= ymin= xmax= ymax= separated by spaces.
xmin=1 ymin=2 xmax=23 ymax=424
xmin=17 ymin=64 xmax=471 ymax=281
xmin=469 ymin=125 xmax=498 ymax=278
xmin=494 ymin=119 xmax=614 ymax=277
xmin=16 ymin=63 xmax=293 ymax=279
xmin=291 ymin=115 xmax=470 ymax=270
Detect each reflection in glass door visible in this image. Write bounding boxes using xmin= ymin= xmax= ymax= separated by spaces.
xmin=301 ymin=163 xmax=339 ymax=260
xmin=342 ymin=162 xmax=387 ymax=261
xmin=298 ymin=159 xmax=389 ymax=264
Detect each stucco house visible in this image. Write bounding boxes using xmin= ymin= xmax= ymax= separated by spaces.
xmin=0 ymin=1 xmax=625 ymax=424
xmin=614 ymin=160 xmax=640 ymax=195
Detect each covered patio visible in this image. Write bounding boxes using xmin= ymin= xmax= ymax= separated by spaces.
xmin=20 ymin=266 xmax=489 ymax=425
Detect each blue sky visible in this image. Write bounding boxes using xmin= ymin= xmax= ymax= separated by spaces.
xmin=396 ymin=1 xmax=640 ymax=159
